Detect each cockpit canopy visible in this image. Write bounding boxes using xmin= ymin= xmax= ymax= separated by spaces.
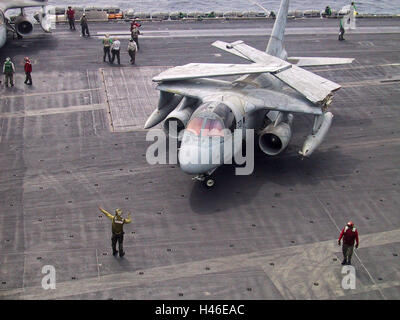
xmin=186 ymin=117 xmax=224 ymax=137
xmin=186 ymin=102 xmax=236 ymax=137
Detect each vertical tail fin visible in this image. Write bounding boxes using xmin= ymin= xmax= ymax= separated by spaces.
xmin=266 ymin=0 xmax=289 ymax=59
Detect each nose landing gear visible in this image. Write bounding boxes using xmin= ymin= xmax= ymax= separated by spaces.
xmin=192 ymin=168 xmax=217 ymax=188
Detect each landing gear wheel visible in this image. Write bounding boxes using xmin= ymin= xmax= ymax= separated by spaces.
xmin=205 ymin=178 xmax=215 ymax=188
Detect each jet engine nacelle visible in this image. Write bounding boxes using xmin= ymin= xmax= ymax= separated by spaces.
xmin=258 ymin=121 xmax=292 ymax=156
xmin=163 ymin=105 xmax=196 ymax=140
xmin=14 ymin=16 xmax=34 ymax=36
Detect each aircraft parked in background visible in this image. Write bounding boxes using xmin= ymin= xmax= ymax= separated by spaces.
xmin=0 ymin=0 xmax=52 ymax=49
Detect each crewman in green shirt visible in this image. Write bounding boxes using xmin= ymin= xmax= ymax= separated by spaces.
xmin=324 ymin=6 xmax=332 ymax=17
xmin=3 ymin=57 xmax=15 ymax=87
xmin=338 ymin=18 xmax=345 ymax=41
xmin=99 ymin=206 xmax=132 ymax=257
xmin=351 ymin=2 xmax=357 ymax=13
xmin=102 ymin=34 xmax=113 ymax=63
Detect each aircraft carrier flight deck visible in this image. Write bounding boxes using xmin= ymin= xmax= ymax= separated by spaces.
xmin=0 ymin=17 xmax=399 ymax=299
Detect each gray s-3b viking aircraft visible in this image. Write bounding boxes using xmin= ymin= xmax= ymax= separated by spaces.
xmin=145 ymin=0 xmax=354 ymax=187
xmin=0 ymin=0 xmax=51 ymax=49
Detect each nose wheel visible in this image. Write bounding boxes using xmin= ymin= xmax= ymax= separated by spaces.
xmin=205 ymin=178 xmax=215 ymax=188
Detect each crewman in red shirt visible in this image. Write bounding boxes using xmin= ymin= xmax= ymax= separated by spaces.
xmin=338 ymin=221 xmax=359 ymax=265
xmin=24 ymin=57 xmax=32 ymax=85
xmin=66 ymin=6 xmax=76 ymax=31
xmin=130 ymin=19 xmax=141 ymax=32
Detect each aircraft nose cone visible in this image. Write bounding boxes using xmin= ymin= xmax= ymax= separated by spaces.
xmin=179 ymin=162 xmax=219 ymax=175
xmin=178 ymin=144 xmax=221 ymax=175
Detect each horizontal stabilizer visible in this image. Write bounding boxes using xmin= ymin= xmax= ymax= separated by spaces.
xmin=152 ymin=62 xmax=291 ymax=82
xmin=287 ymin=57 xmax=355 ymax=67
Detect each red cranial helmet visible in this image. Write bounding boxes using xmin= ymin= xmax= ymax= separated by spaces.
xmin=347 ymin=221 xmax=354 ymax=227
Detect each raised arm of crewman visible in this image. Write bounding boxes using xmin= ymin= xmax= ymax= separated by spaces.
xmin=98 ymin=206 xmax=114 ymax=220
xmin=98 ymin=207 xmax=132 ymax=223
xmin=99 ymin=207 xmax=132 ymax=258
xmin=124 ymin=212 xmax=132 ymax=224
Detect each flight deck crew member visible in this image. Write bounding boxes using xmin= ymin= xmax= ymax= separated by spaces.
xmin=111 ymin=38 xmax=121 ymax=64
xmin=24 ymin=57 xmax=32 ymax=85
xmin=338 ymin=221 xmax=359 ymax=265
xmin=131 ymin=25 xmax=140 ymax=50
xmin=339 ymin=1 xmax=357 ymax=41
xmin=99 ymin=207 xmax=132 ymax=257
xmin=80 ymin=14 xmax=90 ymax=37
xmin=3 ymin=57 xmax=15 ymax=87
xmin=324 ymin=6 xmax=332 ymax=16
xmin=350 ymin=2 xmax=357 ymax=29
xmin=351 ymin=2 xmax=357 ymax=13
xmin=338 ymin=18 xmax=345 ymax=41
xmin=103 ymin=34 xmax=112 ymax=62
xmin=127 ymin=38 xmax=138 ymax=65
xmin=67 ymin=6 xmax=76 ymax=30
xmin=130 ymin=19 xmax=141 ymax=32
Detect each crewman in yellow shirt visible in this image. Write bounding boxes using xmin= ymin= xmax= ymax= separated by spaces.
xmin=99 ymin=207 xmax=132 ymax=257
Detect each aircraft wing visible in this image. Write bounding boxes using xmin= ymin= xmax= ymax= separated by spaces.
xmin=212 ymin=40 xmax=291 ymax=66
xmin=212 ymin=40 xmax=253 ymax=61
xmin=156 ymin=78 xmax=232 ymax=99
xmin=0 ymin=0 xmax=48 ymax=11
xmin=152 ymin=62 xmax=290 ymax=82
xmin=157 ymin=79 xmax=322 ymax=115
xmin=273 ymin=64 xmax=341 ymax=105
xmin=242 ymin=87 xmax=322 ymax=115
xmin=212 ymin=40 xmax=341 ymax=105
xmin=287 ymin=57 xmax=355 ymax=67
xmin=213 ymin=41 xmax=354 ymax=67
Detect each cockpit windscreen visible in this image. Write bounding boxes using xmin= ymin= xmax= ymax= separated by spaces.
xmin=186 ymin=117 xmax=225 ymax=137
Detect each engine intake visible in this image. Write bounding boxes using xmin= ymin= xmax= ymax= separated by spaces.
xmin=163 ymin=97 xmax=199 ymax=140
xmin=14 ymin=16 xmax=34 ymax=36
xmin=259 ymin=122 xmax=292 ymax=156
xmin=163 ymin=106 xmax=196 ymax=140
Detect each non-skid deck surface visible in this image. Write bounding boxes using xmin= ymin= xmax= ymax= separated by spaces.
xmin=102 ymin=66 xmax=167 ymax=132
